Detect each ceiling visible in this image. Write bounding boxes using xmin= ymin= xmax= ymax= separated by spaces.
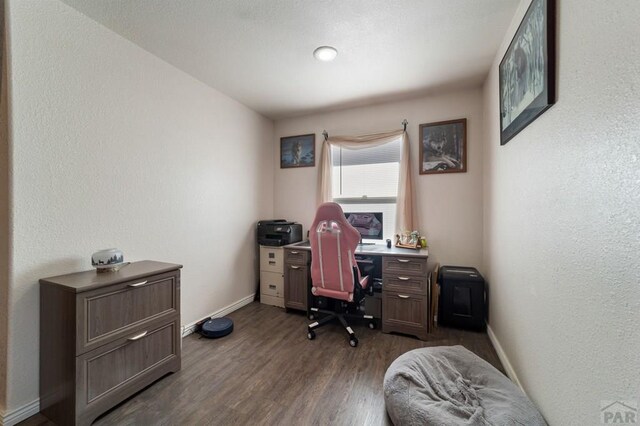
xmin=61 ymin=0 xmax=520 ymax=119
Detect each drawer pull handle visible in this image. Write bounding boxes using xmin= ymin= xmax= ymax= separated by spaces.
xmin=128 ymin=281 xmax=148 ymax=288
xmin=398 ymin=294 xmax=410 ymax=299
xmin=269 ymin=261 xmax=276 ymax=265
xmin=290 ymin=265 xmax=300 ymax=270
xmin=127 ymin=331 xmax=148 ymax=341
xmin=397 ymin=276 xmax=410 ymax=281
xmin=269 ymin=285 xmax=276 ymax=289
xmin=397 ymin=259 xmax=410 ymax=263
xmin=290 ymin=251 xmax=299 ymax=254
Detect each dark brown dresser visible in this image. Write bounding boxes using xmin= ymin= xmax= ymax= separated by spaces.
xmin=39 ymin=260 xmax=182 ymax=425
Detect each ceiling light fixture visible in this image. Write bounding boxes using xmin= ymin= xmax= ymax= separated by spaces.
xmin=313 ymin=46 xmax=338 ymax=62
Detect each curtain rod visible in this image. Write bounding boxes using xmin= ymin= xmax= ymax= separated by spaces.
xmin=322 ymin=119 xmax=408 ymax=141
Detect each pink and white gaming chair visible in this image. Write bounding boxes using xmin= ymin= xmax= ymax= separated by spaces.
xmin=307 ymin=202 xmax=373 ymax=347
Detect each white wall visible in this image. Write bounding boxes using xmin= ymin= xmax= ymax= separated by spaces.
xmin=0 ymin=0 xmax=9 ymax=412
xmin=3 ymin=0 xmax=274 ymax=413
xmin=482 ymin=1 xmax=640 ymax=424
xmin=274 ymin=89 xmax=484 ymax=268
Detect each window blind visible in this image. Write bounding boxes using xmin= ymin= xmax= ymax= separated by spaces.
xmin=331 ymin=138 xmax=401 ymax=199
xmin=331 ymin=139 xmax=401 ymax=166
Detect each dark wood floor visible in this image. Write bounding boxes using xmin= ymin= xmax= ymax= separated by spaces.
xmin=22 ymin=302 xmax=504 ymax=426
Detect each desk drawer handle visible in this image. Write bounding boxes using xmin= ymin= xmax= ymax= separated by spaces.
xmin=397 ymin=259 xmax=410 ymax=263
xmin=128 ymin=281 xmax=148 ymax=288
xmin=269 ymin=261 xmax=276 ymax=265
xmin=290 ymin=251 xmax=299 ymax=254
xmin=397 ymin=276 xmax=410 ymax=281
xmin=127 ymin=331 xmax=148 ymax=341
xmin=397 ymin=294 xmax=410 ymax=299
xmin=290 ymin=265 xmax=300 ymax=270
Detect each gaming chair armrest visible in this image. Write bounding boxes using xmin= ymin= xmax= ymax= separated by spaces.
xmin=361 ymin=275 xmax=373 ymax=296
xmin=352 ymin=267 xmax=372 ymax=297
xmin=359 ymin=275 xmax=370 ymax=290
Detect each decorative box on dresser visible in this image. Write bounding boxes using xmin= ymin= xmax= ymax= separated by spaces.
xmin=39 ymin=260 xmax=182 ymax=426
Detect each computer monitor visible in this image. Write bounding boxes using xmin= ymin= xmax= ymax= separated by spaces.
xmin=344 ymin=212 xmax=383 ymax=241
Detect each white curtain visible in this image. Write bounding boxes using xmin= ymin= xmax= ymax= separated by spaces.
xmin=317 ymin=129 xmax=416 ymax=233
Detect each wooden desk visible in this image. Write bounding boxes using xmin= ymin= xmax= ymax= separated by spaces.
xmin=283 ymin=241 xmax=432 ymax=340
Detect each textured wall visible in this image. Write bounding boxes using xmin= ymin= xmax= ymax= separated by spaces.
xmin=0 ymin=0 xmax=9 ymax=412
xmin=482 ymin=0 xmax=640 ymax=424
xmin=4 ymin=0 xmax=274 ymax=411
xmin=274 ymin=89 xmax=484 ymax=268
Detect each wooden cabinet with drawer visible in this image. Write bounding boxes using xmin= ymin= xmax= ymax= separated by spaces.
xmin=381 ymin=255 xmax=430 ymax=340
xmin=40 ymin=260 xmax=182 ymax=426
xmin=283 ymin=248 xmax=309 ymax=312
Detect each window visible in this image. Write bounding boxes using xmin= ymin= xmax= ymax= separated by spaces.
xmin=331 ymin=138 xmax=401 ymax=241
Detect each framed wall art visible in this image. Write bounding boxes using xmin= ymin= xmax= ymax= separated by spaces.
xmin=280 ymin=134 xmax=315 ymax=168
xmin=499 ymin=0 xmax=556 ymax=145
xmin=419 ymin=118 xmax=467 ymax=175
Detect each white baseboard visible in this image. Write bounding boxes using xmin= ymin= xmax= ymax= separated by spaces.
xmin=0 ymin=295 xmax=256 ymax=425
xmin=181 ymin=293 xmax=255 ymax=337
xmin=487 ymin=324 xmax=525 ymax=394
xmin=0 ymin=399 xmax=40 ymax=426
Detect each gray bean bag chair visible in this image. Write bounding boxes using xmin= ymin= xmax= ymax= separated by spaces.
xmin=383 ymin=346 xmax=546 ymax=425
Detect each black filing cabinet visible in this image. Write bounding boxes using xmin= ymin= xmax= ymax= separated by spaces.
xmin=438 ymin=266 xmax=486 ymax=331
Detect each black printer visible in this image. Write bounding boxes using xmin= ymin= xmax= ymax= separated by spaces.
xmin=257 ymin=220 xmax=303 ymax=246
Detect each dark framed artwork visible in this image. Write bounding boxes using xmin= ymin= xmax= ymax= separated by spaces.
xmin=499 ymin=0 xmax=556 ymax=145
xmin=280 ymin=134 xmax=315 ymax=168
xmin=419 ymin=118 xmax=467 ymax=175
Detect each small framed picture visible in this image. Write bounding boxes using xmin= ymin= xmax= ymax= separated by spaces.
xmin=280 ymin=134 xmax=315 ymax=168
xmin=419 ymin=118 xmax=467 ymax=175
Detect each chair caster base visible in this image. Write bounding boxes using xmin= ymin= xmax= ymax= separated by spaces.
xmin=307 ymin=330 xmax=316 ymax=340
xmin=349 ymin=336 xmax=358 ymax=347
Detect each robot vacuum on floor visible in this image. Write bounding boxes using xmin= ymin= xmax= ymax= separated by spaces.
xmin=200 ymin=317 xmax=234 ymax=338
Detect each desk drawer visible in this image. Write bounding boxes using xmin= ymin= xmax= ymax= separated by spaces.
xmin=77 ymin=271 xmax=179 ymax=354
xmin=382 ymin=292 xmax=427 ymax=339
xmin=285 ymin=249 xmax=309 ymax=265
xmin=260 ymin=247 xmax=284 ymax=273
xmin=77 ymin=319 xmax=179 ymax=410
xmin=383 ymin=256 xmax=428 ymax=277
xmin=260 ymin=271 xmax=284 ymax=298
xmin=383 ymin=275 xmax=427 ymax=295
xmin=284 ymin=263 xmax=308 ymax=311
